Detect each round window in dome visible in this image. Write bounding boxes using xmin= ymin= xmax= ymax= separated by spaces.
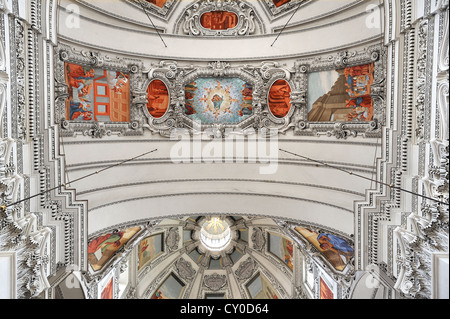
xmin=200 ymin=217 xmax=232 ymax=252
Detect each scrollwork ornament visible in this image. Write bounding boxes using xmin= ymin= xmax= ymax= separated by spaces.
xmin=203 ymin=273 xmax=227 ymax=291
xmin=178 ymin=0 xmax=261 ymax=36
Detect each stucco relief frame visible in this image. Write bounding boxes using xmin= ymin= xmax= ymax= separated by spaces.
xmin=128 ymin=0 xmax=179 ymax=20
xmin=55 ymin=44 xmax=145 ymax=138
xmin=176 ymin=0 xmax=261 ymax=36
xmin=141 ymin=60 xmax=302 ymax=137
xmin=281 ymin=221 xmax=356 ymax=278
xmin=293 ymin=45 xmax=386 ymax=139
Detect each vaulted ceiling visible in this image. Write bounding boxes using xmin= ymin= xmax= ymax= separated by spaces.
xmin=52 ymin=0 xmax=385 ymax=299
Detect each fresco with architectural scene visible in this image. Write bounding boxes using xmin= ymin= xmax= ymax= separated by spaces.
xmin=64 ymin=62 xmax=130 ymax=123
xmin=307 ymin=63 xmax=374 ymax=122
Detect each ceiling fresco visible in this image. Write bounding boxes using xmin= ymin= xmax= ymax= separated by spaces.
xmin=83 ymin=215 xmax=356 ymax=299
xmin=1 ymin=0 xmax=447 ymax=303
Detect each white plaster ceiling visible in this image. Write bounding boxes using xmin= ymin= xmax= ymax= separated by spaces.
xmin=55 ymin=0 xmax=383 ymax=251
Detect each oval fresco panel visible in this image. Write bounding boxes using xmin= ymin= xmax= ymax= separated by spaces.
xmin=200 ymin=11 xmax=239 ymax=30
xmin=146 ymin=79 xmax=169 ymax=118
xmin=268 ymin=79 xmax=292 ymax=118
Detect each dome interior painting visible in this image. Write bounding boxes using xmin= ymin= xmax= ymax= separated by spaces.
xmin=0 ymin=0 xmax=448 ymax=302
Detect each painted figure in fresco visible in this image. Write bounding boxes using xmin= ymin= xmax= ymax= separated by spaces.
xmin=239 ymin=83 xmax=253 ymax=116
xmin=67 ymin=64 xmax=95 ymax=86
xmin=211 ymin=94 xmax=224 ymax=110
xmin=88 ymin=231 xmax=124 ymax=256
xmin=101 ymin=279 xmax=113 ymax=299
xmin=67 ymin=64 xmax=94 ymax=98
xmin=317 ymin=233 xmax=354 ymax=264
xmin=152 ymin=290 xmax=164 ymax=299
xmin=106 ymin=71 xmax=128 ymax=94
xmin=185 ymin=101 xmax=196 ymax=115
xmin=344 ymin=63 xmax=373 ymax=98
xmin=284 ymin=240 xmax=294 ymax=269
xmin=346 ymin=95 xmax=373 ymax=121
xmin=69 ymin=101 xmax=92 ymax=121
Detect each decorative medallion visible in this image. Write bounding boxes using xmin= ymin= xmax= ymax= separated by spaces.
xmin=203 ymin=273 xmax=228 ymax=291
xmin=251 ymin=227 xmax=266 ymax=251
xmin=175 ymin=257 xmax=196 ymax=281
xmin=234 ymin=257 xmax=255 ymax=281
xmin=166 ymin=227 xmax=180 ymax=252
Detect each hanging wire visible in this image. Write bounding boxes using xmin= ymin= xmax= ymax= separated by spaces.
xmin=0 ymin=148 xmax=158 ymax=211
xmin=279 ymin=148 xmax=449 ymax=206
xmin=271 ymin=0 xmax=302 ymax=47
xmin=138 ymin=0 xmax=167 ymax=48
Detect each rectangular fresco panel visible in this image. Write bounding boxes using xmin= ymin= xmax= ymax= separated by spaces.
xmin=268 ymin=233 xmax=293 ymax=270
xmin=185 ymin=77 xmax=253 ymax=124
xmin=88 ymin=226 xmax=141 ymax=272
xmin=152 ymin=273 xmax=185 ymax=299
xmin=65 ymin=62 xmax=130 ymax=123
xmin=246 ymin=273 xmax=279 ymax=299
xmin=307 ymin=63 xmax=374 ymax=122
xmin=138 ymin=233 xmax=164 ymax=271
xmin=295 ymin=227 xmax=354 ymax=271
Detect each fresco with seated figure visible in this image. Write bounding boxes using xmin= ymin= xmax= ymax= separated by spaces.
xmin=307 ymin=63 xmax=374 ymax=122
xmin=185 ymin=78 xmax=253 ymax=124
xmin=87 ymin=226 xmax=141 ymax=271
xmin=65 ymin=62 xmax=130 ymax=123
xmin=295 ymin=227 xmax=354 ymax=271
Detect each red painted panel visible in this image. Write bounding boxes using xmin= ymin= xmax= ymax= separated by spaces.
xmin=147 ymin=79 xmax=169 ymax=118
xmin=200 ymin=11 xmax=238 ymax=30
xmin=268 ymin=79 xmax=292 ymax=118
